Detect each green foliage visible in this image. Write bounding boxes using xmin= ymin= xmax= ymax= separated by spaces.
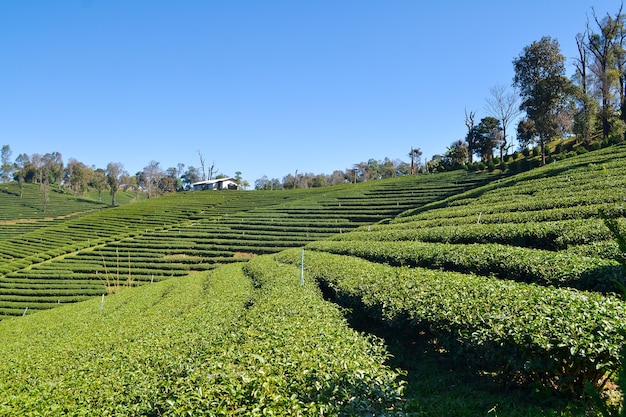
xmin=2 ymin=143 xmax=626 ymax=413
xmin=0 ymin=170 xmax=497 ymax=318
xmin=0 ymin=259 xmax=405 ymax=415
xmin=277 ymin=249 xmax=626 ymax=396
xmin=514 ymin=36 xmax=571 ymax=151
xmin=307 ymin=240 xmax=624 ymax=293
xmin=600 ymin=211 xmax=626 ymax=416
xmin=240 ymin=257 xmax=405 ymax=414
xmin=0 ymin=182 xmax=106 ymax=221
xmin=601 ymin=214 xmax=626 ymax=267
xmin=342 ymin=218 xmax=614 ymax=251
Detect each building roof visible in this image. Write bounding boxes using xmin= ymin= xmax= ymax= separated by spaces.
xmin=190 ymin=177 xmax=236 ymax=187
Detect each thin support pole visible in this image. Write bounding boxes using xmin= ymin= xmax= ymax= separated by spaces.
xmin=300 ymin=249 xmax=304 ymax=286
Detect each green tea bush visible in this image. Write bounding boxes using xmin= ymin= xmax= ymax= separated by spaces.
xmin=276 ymin=249 xmax=626 ymax=395
xmin=341 ymin=218 xmax=612 ymax=251
xmin=0 ymin=258 xmax=406 ymax=415
xmin=238 ymin=257 xmax=405 ymax=414
xmin=308 ymin=240 xmax=624 ymax=293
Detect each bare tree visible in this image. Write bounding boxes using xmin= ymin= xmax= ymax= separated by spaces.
xmin=143 ymin=160 xmax=163 ymax=199
xmin=485 ymin=84 xmax=522 ymax=160
xmin=574 ymin=31 xmax=590 ymax=97
xmin=573 ymin=29 xmax=599 ymax=143
xmin=42 ymin=178 xmax=49 ymax=213
xmin=586 ymin=6 xmax=623 ymax=138
xmin=207 ymin=161 xmax=217 ymax=180
xmin=464 ymin=109 xmax=477 ymax=163
xmin=198 ymin=150 xmax=206 ymax=181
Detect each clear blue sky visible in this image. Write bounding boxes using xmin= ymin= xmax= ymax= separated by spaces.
xmin=0 ymin=0 xmax=619 ymax=184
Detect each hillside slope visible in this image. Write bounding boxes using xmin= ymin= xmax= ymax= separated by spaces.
xmin=0 ymin=261 xmax=404 ymax=415
xmin=0 ymin=183 xmax=109 ymax=221
xmin=0 ymin=170 xmax=498 ymax=318
xmin=1 ymin=145 xmax=625 ymax=415
xmin=279 ymin=143 xmax=626 ymax=402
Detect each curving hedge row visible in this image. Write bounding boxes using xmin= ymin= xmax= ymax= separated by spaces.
xmin=0 ymin=169 xmax=505 ymax=318
xmin=306 ymin=240 xmax=624 ymax=293
xmin=342 ymin=218 xmax=613 ymax=251
xmin=275 ymin=248 xmax=626 ymax=394
xmin=0 ymin=258 xmax=406 ymax=415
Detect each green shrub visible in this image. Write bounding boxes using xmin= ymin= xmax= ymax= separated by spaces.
xmin=601 ymin=213 xmax=626 ymax=416
xmin=335 ymin=218 xmax=613 ymax=252
xmin=590 ymin=141 xmax=602 ymax=151
xmin=277 ymin=248 xmax=626 ymax=396
xmin=556 ymin=143 xmax=564 ymax=153
xmin=0 ymin=259 xmax=407 ymax=415
xmin=307 ymin=240 xmax=624 ymax=293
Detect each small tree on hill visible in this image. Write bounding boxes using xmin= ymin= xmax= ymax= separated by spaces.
xmin=143 ymin=160 xmax=163 ymax=199
xmin=513 ymin=36 xmax=572 ymax=165
xmin=443 ymin=139 xmax=469 ymax=169
xmin=1 ymin=145 xmax=12 ymax=183
xmin=91 ymin=168 xmax=108 ymax=203
xmin=13 ymin=153 xmax=29 ymax=198
xmin=106 ymin=162 xmax=125 ymax=206
xmin=475 ymin=116 xmax=502 ymax=162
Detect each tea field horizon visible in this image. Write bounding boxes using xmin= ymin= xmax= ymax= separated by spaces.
xmin=1 ymin=144 xmax=626 ymax=415
xmin=0 ymin=168 xmax=499 ymax=318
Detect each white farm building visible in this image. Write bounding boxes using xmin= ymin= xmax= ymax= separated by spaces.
xmin=191 ymin=177 xmax=239 ymax=191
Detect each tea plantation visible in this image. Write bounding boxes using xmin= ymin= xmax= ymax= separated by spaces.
xmin=0 ymin=145 xmax=625 ymax=415
xmin=0 ymin=171 xmax=494 ymax=317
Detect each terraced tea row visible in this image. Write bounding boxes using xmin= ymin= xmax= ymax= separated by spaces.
xmin=0 ymin=258 xmax=405 ymax=415
xmin=277 ymin=249 xmax=625 ymax=395
xmin=0 ymin=183 xmax=107 ymax=222
xmin=398 ymin=146 xmax=626 ymax=224
xmin=0 ymin=170 xmax=495 ymax=318
xmin=2 ymin=143 xmax=626 ymax=411
xmin=334 ymin=218 xmax=613 ymax=249
xmin=278 ymin=143 xmax=626 ymax=396
xmin=307 ymin=240 xmax=624 ymax=293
